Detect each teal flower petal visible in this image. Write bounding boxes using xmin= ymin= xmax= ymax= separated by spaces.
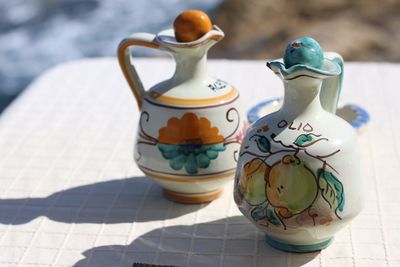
xmin=185 ymin=154 xmax=198 ymax=174
xmin=196 ymin=153 xmax=210 ymax=168
xmin=210 ymin=143 xmax=226 ymax=151
xmin=194 ymin=146 xmax=208 ymax=155
xmin=158 ymin=144 xmax=177 ymax=152
xmin=178 ymin=145 xmax=195 ymax=156
xmin=169 ymin=154 xmax=186 ymax=170
xmin=164 ymin=150 xmax=180 ymax=159
xmin=158 ymin=144 xmax=180 ymax=159
xmin=206 ymin=150 xmax=219 ymax=160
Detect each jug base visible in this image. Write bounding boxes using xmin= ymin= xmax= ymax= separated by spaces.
xmin=265 ymin=235 xmax=334 ymax=253
xmin=163 ymin=188 xmax=223 ymax=204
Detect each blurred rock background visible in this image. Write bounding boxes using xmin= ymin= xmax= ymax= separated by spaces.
xmin=0 ymin=0 xmax=399 ymax=112
xmin=211 ymin=0 xmax=400 ymax=61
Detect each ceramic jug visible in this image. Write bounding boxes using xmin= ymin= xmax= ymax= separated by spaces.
xmin=234 ymin=37 xmax=364 ymax=252
xmin=118 ymin=11 xmax=246 ymax=204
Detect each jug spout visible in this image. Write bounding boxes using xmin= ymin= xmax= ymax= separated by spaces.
xmin=157 ymin=25 xmax=224 ymax=54
xmin=156 ymin=26 xmax=225 ymax=86
xmin=267 ymin=37 xmax=343 ymax=114
xmin=267 ymin=52 xmax=343 ymax=114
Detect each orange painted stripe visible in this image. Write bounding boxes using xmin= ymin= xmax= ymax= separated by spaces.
xmin=163 ymin=188 xmax=223 ymax=203
xmin=148 ymin=87 xmax=238 ymax=106
xmin=140 ymin=168 xmax=236 ymax=183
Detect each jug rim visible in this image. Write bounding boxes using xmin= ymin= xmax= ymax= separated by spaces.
xmin=156 ymin=25 xmax=224 ymax=48
xmin=267 ymin=57 xmax=341 ymax=80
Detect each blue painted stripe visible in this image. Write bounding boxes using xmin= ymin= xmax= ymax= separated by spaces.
xmin=265 ymin=235 xmax=334 ymax=252
xmin=247 ymin=97 xmax=282 ymax=123
xmin=248 ymin=99 xmax=370 ymax=130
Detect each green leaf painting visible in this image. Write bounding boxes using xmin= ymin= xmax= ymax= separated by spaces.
xmin=294 ymin=134 xmax=313 ymax=146
xmin=255 ymin=135 xmax=271 ymax=152
xmin=294 ymin=133 xmax=328 ymax=147
xmin=251 ymin=205 xmax=266 ymax=221
xmin=251 ymin=204 xmax=282 ymax=227
xmin=317 ymin=168 xmax=345 ymax=212
xmin=265 ymin=205 xmax=282 ymax=226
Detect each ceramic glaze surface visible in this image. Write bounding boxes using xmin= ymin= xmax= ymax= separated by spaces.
xmin=284 ymin=37 xmax=323 ymax=69
xmin=247 ymin=98 xmax=370 ymax=134
xmin=234 ymin=39 xmax=364 ymax=251
xmin=173 ymin=10 xmax=212 ymax=42
xmin=118 ymin=12 xmax=246 ymax=203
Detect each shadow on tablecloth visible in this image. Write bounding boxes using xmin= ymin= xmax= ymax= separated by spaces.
xmin=73 ymin=216 xmax=319 ymax=267
xmin=0 ymin=176 xmax=205 ymax=224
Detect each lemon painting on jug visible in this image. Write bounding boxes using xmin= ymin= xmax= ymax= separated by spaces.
xmin=235 ymin=123 xmax=344 ymax=230
xmin=136 ymin=109 xmax=245 ymax=175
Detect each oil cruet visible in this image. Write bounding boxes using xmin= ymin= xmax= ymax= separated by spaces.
xmin=118 ymin=10 xmax=246 ymax=203
xmin=234 ymin=37 xmax=364 ymax=252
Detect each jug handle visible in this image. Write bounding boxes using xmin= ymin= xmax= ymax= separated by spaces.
xmin=320 ymin=52 xmax=344 ymax=114
xmin=117 ymin=33 xmax=159 ymax=109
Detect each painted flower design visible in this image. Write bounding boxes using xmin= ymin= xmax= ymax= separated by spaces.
xmin=157 ymin=113 xmax=226 ymax=174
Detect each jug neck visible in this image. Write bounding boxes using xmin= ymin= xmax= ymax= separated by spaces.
xmin=279 ymin=77 xmax=324 ymax=117
xmin=172 ymin=52 xmax=208 ymax=85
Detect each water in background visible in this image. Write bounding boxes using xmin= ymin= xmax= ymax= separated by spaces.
xmin=0 ymin=0 xmax=221 ymax=111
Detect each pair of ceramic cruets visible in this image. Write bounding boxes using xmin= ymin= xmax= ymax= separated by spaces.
xmin=117 ymin=10 xmax=363 ymax=252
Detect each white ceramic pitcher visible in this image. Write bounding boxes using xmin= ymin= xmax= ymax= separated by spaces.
xmin=234 ymin=37 xmax=364 ymax=252
xmin=118 ymin=16 xmax=246 ymax=203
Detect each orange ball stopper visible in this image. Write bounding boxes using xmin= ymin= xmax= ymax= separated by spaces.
xmin=173 ymin=10 xmax=213 ymax=42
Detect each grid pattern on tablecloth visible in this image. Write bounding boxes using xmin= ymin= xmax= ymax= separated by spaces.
xmin=0 ymin=58 xmax=399 ymax=267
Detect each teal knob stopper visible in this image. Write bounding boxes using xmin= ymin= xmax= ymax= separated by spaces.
xmin=284 ymin=37 xmax=324 ymax=69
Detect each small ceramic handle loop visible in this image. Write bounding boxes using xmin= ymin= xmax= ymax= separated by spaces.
xmin=320 ymin=52 xmax=344 ymax=114
xmin=117 ymin=33 xmax=159 ymax=109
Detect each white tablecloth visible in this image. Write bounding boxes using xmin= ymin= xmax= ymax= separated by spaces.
xmin=0 ymin=58 xmax=398 ymax=267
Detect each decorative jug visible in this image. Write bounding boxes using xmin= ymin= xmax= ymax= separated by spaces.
xmin=118 ymin=11 xmax=246 ymax=203
xmin=234 ymin=37 xmax=364 ymax=252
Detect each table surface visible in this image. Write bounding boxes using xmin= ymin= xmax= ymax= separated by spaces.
xmin=0 ymin=58 xmax=399 ymax=267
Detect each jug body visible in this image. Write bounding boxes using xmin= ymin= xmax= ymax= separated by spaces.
xmin=137 ymin=84 xmax=246 ymax=203
xmin=234 ymin=38 xmax=364 ymax=251
xmin=234 ymin=95 xmax=363 ymax=251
